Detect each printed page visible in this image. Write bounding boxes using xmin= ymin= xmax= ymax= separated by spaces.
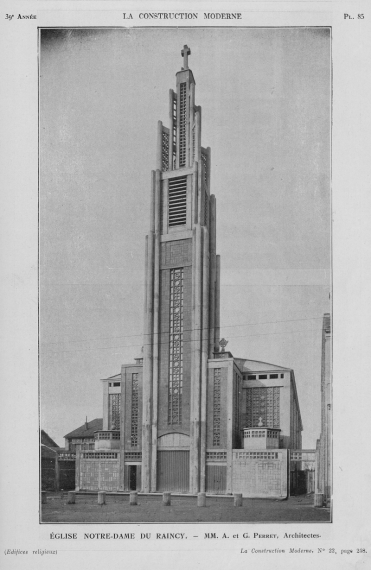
xmin=1 ymin=2 xmax=370 ymax=569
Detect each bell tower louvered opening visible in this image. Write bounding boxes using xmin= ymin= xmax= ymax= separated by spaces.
xmin=168 ymin=176 xmax=187 ymax=227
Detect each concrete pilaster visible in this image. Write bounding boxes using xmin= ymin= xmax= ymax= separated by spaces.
xmin=200 ymin=226 xmax=209 ymax=492
xmin=206 ymin=147 xmax=211 ymax=191
xmin=75 ymin=448 xmax=80 ymax=491
xmin=55 ymin=454 xmax=60 ymax=492
xmin=186 ymin=173 xmax=193 ymax=230
xmin=209 ymin=195 xmax=216 ymax=357
xmin=102 ymin=381 xmax=109 ymax=430
xmin=169 ymin=90 xmax=174 ymax=171
xmin=190 ymin=223 xmax=202 ymax=493
xmin=142 ymin=226 xmax=154 ymax=492
xmin=119 ymin=367 xmax=127 ymax=490
xmin=215 ymin=255 xmax=221 ymax=350
xmin=156 ymin=120 xmax=163 ymax=171
xmin=163 ymin=179 xmax=169 ymax=235
xmin=151 ymin=170 xmax=161 ymax=491
xmin=189 ymin=83 xmax=195 ymax=167
xmin=226 ymin=361 xmax=233 ymax=494
xmin=190 ymin=226 xmax=197 ymax=474
xmin=154 ymin=170 xmax=161 ymax=233
xmin=143 ymin=236 xmax=148 ymax=317
xmin=195 ymin=110 xmax=201 ymax=165
xmin=192 ymin=161 xmax=198 ymax=225
xmin=195 ymin=110 xmax=202 ymax=223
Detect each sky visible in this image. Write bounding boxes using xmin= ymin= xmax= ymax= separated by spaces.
xmin=39 ymin=27 xmax=331 ymax=448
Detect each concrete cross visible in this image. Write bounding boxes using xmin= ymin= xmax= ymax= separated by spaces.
xmin=181 ymin=45 xmax=191 ymax=69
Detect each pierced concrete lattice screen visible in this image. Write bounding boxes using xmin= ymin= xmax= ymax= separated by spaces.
xmin=179 ymin=82 xmax=187 ymax=167
xmin=81 ymin=452 xmax=118 ymax=460
xmin=213 ymin=368 xmax=221 ymax=446
xmin=109 ymin=393 xmax=121 ymax=430
xmin=162 ymin=129 xmax=169 ymax=171
xmin=130 ymin=373 xmax=139 ymax=447
xmin=206 ymin=451 xmax=226 ymax=461
xmin=168 ymin=268 xmax=184 ymax=425
xmin=172 ymin=93 xmax=177 ymax=169
xmin=204 ymin=190 xmax=208 ymax=226
xmin=201 ymin=151 xmax=207 ymax=185
xmin=125 ymin=452 xmax=142 ymax=461
xmin=246 ymin=387 xmax=280 ymax=428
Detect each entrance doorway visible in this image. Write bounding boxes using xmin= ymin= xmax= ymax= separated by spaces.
xmin=157 ymin=450 xmax=189 ymax=492
xmin=129 ymin=465 xmax=137 ymax=491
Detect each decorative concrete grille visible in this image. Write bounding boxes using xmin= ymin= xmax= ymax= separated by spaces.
xmin=81 ymin=452 xmax=118 ymax=460
xmin=172 ymin=94 xmax=177 ymax=169
xmin=125 ymin=452 xmax=142 ymax=461
xmin=95 ymin=431 xmax=120 ymax=440
xmin=168 ymin=176 xmax=187 ymax=226
xmin=233 ymin=451 xmax=279 ymax=460
xmin=290 ymin=451 xmax=315 ymax=462
xmin=213 ymin=368 xmax=221 ymax=446
xmin=59 ymin=452 xmax=76 ymax=460
xmin=242 ymin=429 xmax=280 ymax=439
xmin=246 ymin=387 xmax=280 ymax=428
xmin=179 ymin=82 xmax=187 ymax=167
xmin=206 ymin=451 xmax=227 ymax=461
xmin=130 ymin=373 xmax=139 ymax=447
xmin=162 ymin=130 xmax=169 ymax=171
xmin=168 ymin=268 xmax=184 ymax=424
xmin=201 ymin=151 xmax=207 ymax=184
xmin=109 ymin=393 xmax=121 ymax=430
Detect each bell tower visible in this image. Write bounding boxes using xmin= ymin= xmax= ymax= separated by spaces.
xmin=142 ymin=46 xmax=221 ymax=493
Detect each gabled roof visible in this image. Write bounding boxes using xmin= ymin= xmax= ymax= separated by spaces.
xmin=41 ymin=445 xmax=60 ymax=458
xmin=64 ymin=418 xmax=103 ymax=439
xmin=234 ymin=358 xmax=292 ymax=373
xmin=41 ymin=429 xmax=59 ymax=448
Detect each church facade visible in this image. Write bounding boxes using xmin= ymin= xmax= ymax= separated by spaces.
xmin=76 ymin=47 xmax=302 ymax=498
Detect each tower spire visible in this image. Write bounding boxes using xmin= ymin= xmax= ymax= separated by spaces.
xmin=181 ymin=45 xmax=191 ymax=70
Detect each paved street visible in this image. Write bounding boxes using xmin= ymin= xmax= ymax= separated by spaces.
xmin=41 ymin=493 xmax=331 ymax=524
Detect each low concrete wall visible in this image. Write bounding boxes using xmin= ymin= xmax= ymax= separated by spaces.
xmin=231 ymin=449 xmax=288 ymax=498
xmin=78 ymin=451 xmax=120 ymax=491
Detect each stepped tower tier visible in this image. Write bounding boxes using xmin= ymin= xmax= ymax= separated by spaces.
xmin=142 ymin=46 xmax=221 ymax=493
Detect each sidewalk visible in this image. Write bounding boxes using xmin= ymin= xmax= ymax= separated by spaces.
xmin=41 ymin=493 xmax=331 ymax=524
